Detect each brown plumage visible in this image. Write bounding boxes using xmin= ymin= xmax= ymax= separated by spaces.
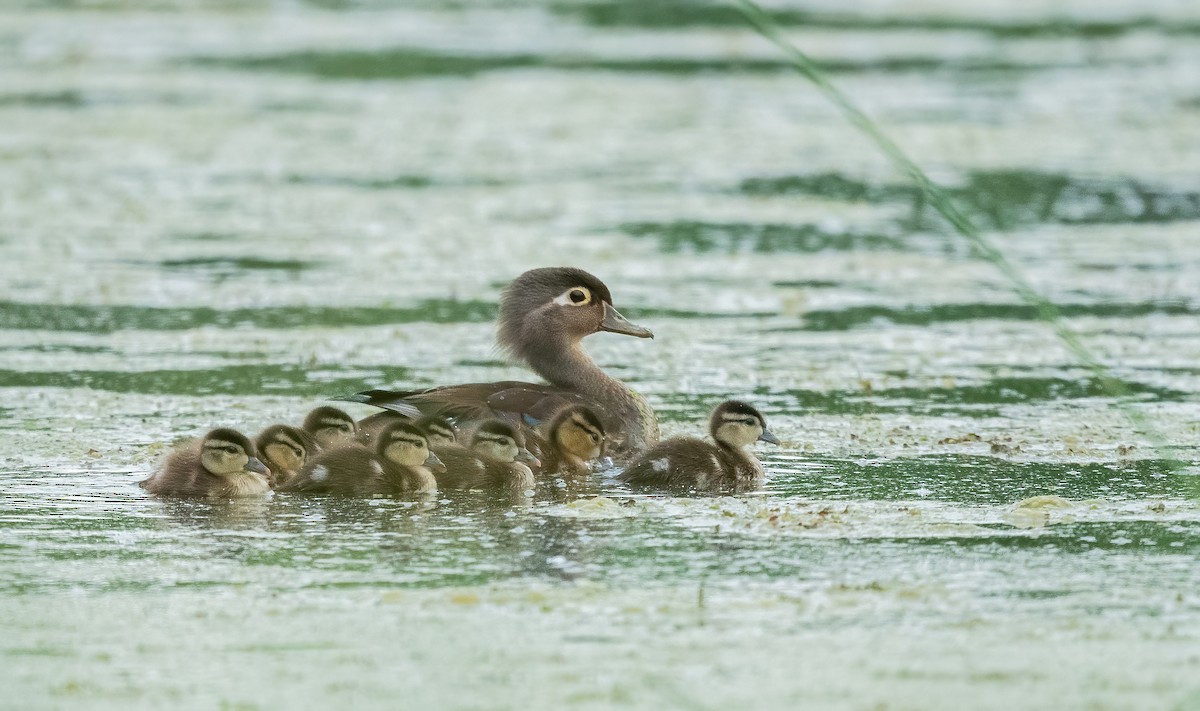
xmin=255 ymin=424 xmax=318 ymax=488
xmin=278 ymin=421 xmax=442 ymax=497
xmin=618 ymin=401 xmax=780 ymax=493
xmin=302 ymin=406 xmax=358 ymax=449
xmin=336 ymin=267 xmax=658 ymax=458
xmin=140 ymin=428 xmax=272 ymax=498
xmin=531 ymin=404 xmax=607 ymax=475
xmin=433 ymin=421 xmax=538 ymax=498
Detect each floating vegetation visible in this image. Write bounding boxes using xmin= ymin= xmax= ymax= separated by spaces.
xmin=193 ymin=47 xmax=1049 ymax=81
xmin=0 ymin=364 xmax=412 ymax=397
xmin=0 ymin=300 xmax=497 ymax=333
xmin=0 ymin=91 xmax=88 ymax=108
xmin=765 ymin=455 xmax=1186 ymax=503
xmin=157 ymin=256 xmax=316 ymax=272
xmin=739 ymin=170 xmax=1200 ymax=230
xmin=785 ymin=301 xmax=1198 ymax=331
xmin=553 ymin=0 xmax=1200 ymax=38
xmin=620 ymin=221 xmax=904 ymax=253
xmin=285 ymin=173 xmax=435 ymax=190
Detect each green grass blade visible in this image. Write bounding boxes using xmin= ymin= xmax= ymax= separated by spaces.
xmin=730 ymin=0 xmax=1184 ymax=476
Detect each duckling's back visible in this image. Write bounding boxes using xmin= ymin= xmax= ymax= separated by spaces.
xmin=279 ymin=444 xmax=380 ymax=496
xmin=618 ymin=438 xmax=760 ymax=493
xmin=141 ymin=447 xmax=219 ymax=497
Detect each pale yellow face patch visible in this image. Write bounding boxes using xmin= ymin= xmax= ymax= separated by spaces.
xmin=384 ymin=435 xmax=430 ymax=468
xmin=555 ymin=416 xmax=603 ymax=461
xmin=264 ymin=438 xmax=306 ymax=475
xmin=200 ymin=439 xmax=250 ymax=477
xmin=714 ymin=417 xmax=764 ymax=449
xmin=313 ymin=420 xmax=354 ymax=448
xmin=472 ymin=434 xmax=519 ymax=463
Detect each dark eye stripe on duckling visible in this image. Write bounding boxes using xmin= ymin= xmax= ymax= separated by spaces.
xmin=477 ymin=434 xmax=515 ymax=446
xmin=321 ymin=419 xmax=351 ymax=428
xmin=389 ymin=436 xmax=427 ymax=447
xmin=273 ymin=435 xmax=304 ymax=453
xmin=569 ymin=416 xmax=604 ymax=439
xmin=203 ymin=440 xmax=244 ymax=453
xmin=720 ymin=415 xmax=762 ymax=427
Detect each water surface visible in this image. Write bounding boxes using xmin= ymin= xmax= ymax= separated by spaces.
xmin=1 ymin=0 xmax=1199 ymax=709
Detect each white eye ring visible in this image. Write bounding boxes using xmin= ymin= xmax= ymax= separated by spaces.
xmin=553 ymin=287 xmax=592 ymax=306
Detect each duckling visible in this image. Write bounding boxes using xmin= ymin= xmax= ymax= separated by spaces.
xmin=416 ymin=415 xmax=458 ymax=447
xmin=618 ymin=401 xmax=780 ymax=493
xmin=255 ymin=424 xmax=318 ymax=488
xmin=279 ymin=421 xmax=443 ymax=497
xmin=434 ymin=420 xmax=539 ymax=498
xmin=337 ymin=267 xmax=658 ymax=458
xmin=355 ymin=412 xmax=458 ymax=448
xmin=302 ymin=406 xmax=358 ymax=449
xmin=140 ymin=428 xmax=272 ymax=498
xmin=534 ymin=404 xmax=607 ymax=475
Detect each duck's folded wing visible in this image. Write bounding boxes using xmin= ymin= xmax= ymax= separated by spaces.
xmin=336 ymin=382 xmax=591 ymax=425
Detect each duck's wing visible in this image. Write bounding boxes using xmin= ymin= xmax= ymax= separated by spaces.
xmin=336 ymin=382 xmax=595 ymax=427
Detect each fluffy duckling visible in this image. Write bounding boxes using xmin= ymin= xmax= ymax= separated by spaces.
xmin=619 ymin=401 xmax=780 ymax=493
xmin=416 ymin=415 xmax=458 ymax=448
xmin=434 ymin=421 xmax=539 ymax=498
xmin=302 ymin=406 xmax=358 ymax=449
xmin=255 ymin=424 xmax=318 ymax=488
xmin=140 ymin=428 xmax=271 ymax=498
xmin=338 ymin=267 xmax=658 ymax=458
xmin=534 ymin=404 xmax=607 ymax=475
xmin=356 ymin=412 xmax=458 ymax=448
xmin=279 ymin=421 xmax=443 ymax=497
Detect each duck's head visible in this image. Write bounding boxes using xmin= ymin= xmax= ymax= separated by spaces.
xmin=471 ymin=421 xmax=541 ymax=467
xmin=416 ymin=415 xmax=458 ymax=448
xmin=710 ymin=401 xmax=781 ymax=449
xmin=497 ymin=267 xmax=652 ymax=361
xmin=378 ymin=421 xmax=446 ymax=472
xmin=256 ymin=424 xmax=315 ymax=475
xmin=303 ymin=406 xmax=357 ymax=448
xmin=549 ymin=405 xmax=606 ymax=462
xmin=199 ymin=428 xmax=270 ymax=478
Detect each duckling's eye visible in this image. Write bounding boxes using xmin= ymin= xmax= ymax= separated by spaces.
xmin=589 ymin=432 xmax=600 ymax=444
xmin=338 ymin=423 xmax=352 ymax=432
xmin=223 ymin=447 xmax=239 ymax=454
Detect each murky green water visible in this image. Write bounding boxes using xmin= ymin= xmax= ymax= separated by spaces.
xmin=2 ymin=0 xmax=1199 ymax=708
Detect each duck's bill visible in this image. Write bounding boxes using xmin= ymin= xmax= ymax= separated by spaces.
xmin=517 ymin=448 xmax=542 ymax=468
xmin=758 ymin=430 xmax=781 ymax=445
xmin=424 ymin=451 xmax=447 ymax=473
xmin=244 ymin=457 xmax=271 ymax=475
xmin=601 ymin=302 xmax=654 ymax=339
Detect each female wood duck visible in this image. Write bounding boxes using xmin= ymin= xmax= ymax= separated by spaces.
xmin=433 ymin=420 xmax=539 ymax=498
xmin=302 ymin=406 xmax=358 ymax=449
xmin=140 ymin=428 xmax=272 ymax=498
xmin=338 ymin=267 xmax=658 ymax=458
xmin=618 ymin=401 xmax=780 ymax=493
xmin=533 ymin=404 xmax=607 ymax=475
xmin=279 ymin=421 xmax=443 ymax=497
xmin=255 ymin=424 xmax=318 ymax=488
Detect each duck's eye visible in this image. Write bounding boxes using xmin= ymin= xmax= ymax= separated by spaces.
xmin=590 ymin=433 xmax=600 ymax=444
xmin=223 ymin=447 xmax=239 ymax=454
xmin=569 ymin=288 xmax=589 ymax=304
xmin=339 ymin=423 xmax=352 ymax=432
